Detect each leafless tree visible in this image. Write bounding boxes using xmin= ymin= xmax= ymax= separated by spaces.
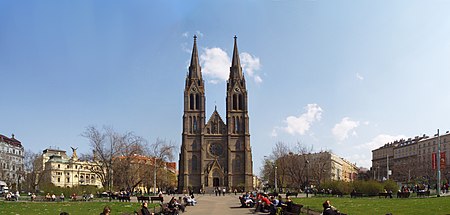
xmin=145 ymin=138 xmax=176 ymax=192
xmin=22 ymin=150 xmax=47 ymax=192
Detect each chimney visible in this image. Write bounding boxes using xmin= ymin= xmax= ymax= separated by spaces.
xmin=11 ymin=134 xmax=15 ymax=139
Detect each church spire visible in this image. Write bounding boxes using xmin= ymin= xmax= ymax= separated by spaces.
xmin=230 ymin=35 xmax=243 ymax=80
xmin=188 ymin=35 xmax=202 ymax=80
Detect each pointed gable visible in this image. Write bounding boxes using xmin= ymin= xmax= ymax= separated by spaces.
xmin=204 ymin=109 xmax=226 ymax=135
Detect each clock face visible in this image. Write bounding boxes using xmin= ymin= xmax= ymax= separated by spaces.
xmin=192 ymin=87 xmax=197 ymax=92
xmin=209 ymin=143 xmax=224 ymax=156
xmin=234 ymin=87 xmax=240 ymax=92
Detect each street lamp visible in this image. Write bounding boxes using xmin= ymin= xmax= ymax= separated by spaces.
xmin=305 ymin=160 xmax=310 ymax=198
xmin=275 ymin=166 xmax=278 ymax=193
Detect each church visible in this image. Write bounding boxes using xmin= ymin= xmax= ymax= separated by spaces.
xmin=178 ymin=36 xmax=253 ymax=193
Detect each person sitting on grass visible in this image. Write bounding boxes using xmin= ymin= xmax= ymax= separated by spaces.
xmin=322 ymin=200 xmax=341 ymax=215
xmin=100 ymin=206 xmax=111 ymax=215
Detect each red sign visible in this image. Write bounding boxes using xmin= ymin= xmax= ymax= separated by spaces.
xmin=432 ymin=152 xmax=446 ymax=170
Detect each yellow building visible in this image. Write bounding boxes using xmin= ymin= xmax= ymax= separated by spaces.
xmin=38 ymin=148 xmax=102 ymax=188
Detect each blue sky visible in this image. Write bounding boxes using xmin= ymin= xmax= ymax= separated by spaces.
xmin=2 ymin=0 xmax=450 ymax=174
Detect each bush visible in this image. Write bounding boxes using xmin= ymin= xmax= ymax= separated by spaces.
xmin=38 ymin=183 xmax=102 ymax=197
xmin=352 ymin=180 xmax=383 ymax=195
xmin=383 ymin=180 xmax=398 ymax=193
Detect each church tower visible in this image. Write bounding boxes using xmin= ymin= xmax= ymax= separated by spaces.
xmin=226 ymin=36 xmax=253 ymax=191
xmin=178 ymin=36 xmax=253 ymax=193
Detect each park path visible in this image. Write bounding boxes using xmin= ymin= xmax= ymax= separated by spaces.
xmin=182 ymin=194 xmax=260 ymax=215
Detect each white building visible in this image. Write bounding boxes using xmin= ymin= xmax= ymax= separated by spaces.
xmin=0 ymin=134 xmax=24 ymax=186
xmin=38 ymin=148 xmax=103 ymax=188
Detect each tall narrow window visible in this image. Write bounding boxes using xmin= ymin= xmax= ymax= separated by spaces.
xmin=192 ymin=155 xmax=198 ymax=171
xmin=233 ymin=95 xmax=237 ymax=110
xmin=239 ymin=94 xmax=243 ymax=110
xmin=195 ymin=94 xmax=200 ymax=110
xmin=235 ymin=156 xmax=242 ymax=171
xmin=235 ymin=117 xmax=239 ymax=133
xmin=193 ymin=117 xmax=198 ymax=132
xmin=189 ymin=116 xmax=192 ymax=133
xmin=190 ymin=94 xmax=195 ymax=110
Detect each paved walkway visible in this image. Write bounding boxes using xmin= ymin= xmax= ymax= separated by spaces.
xmin=182 ymin=194 xmax=263 ymax=215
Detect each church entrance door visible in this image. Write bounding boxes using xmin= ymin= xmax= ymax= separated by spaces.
xmin=213 ymin=177 xmax=220 ymax=187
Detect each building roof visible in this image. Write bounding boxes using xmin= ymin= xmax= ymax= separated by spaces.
xmin=0 ymin=134 xmax=22 ymax=148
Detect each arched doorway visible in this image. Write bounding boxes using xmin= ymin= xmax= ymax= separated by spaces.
xmin=213 ymin=177 xmax=220 ymax=187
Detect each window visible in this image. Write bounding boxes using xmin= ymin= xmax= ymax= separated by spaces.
xmin=190 ymin=94 xmax=195 ymax=110
xmin=195 ymin=94 xmax=200 ymax=110
xmin=233 ymin=94 xmax=238 ymax=110
xmin=191 ymin=155 xmax=198 ymax=171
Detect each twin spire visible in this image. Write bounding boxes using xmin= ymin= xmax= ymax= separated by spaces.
xmin=188 ymin=35 xmax=243 ymax=81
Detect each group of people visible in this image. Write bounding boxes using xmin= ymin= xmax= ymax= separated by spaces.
xmin=45 ymin=193 xmax=66 ymax=201
xmin=214 ymin=187 xmax=227 ymax=196
xmin=238 ymin=192 xmax=344 ymax=215
xmin=4 ymin=191 xmax=20 ymax=201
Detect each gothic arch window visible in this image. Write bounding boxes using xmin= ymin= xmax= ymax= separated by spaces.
xmin=239 ymin=94 xmax=243 ymax=110
xmin=235 ymin=117 xmax=239 ymax=133
xmin=233 ymin=94 xmax=237 ymax=110
xmin=192 ymin=155 xmax=198 ymax=171
xmin=195 ymin=94 xmax=200 ymax=110
xmin=192 ymin=140 xmax=197 ymax=150
xmin=189 ymin=116 xmax=192 ymax=133
xmin=190 ymin=94 xmax=195 ymax=110
xmin=235 ymin=140 xmax=241 ymax=150
xmin=193 ymin=117 xmax=198 ymax=132
xmin=235 ymin=155 xmax=242 ymax=172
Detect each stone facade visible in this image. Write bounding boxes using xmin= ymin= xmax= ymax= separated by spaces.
xmin=178 ymin=36 xmax=253 ymax=193
xmin=372 ymin=131 xmax=450 ymax=182
xmin=0 ymin=134 xmax=24 ymax=186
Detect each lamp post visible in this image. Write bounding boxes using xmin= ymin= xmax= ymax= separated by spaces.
xmin=275 ymin=166 xmax=278 ymax=193
xmin=153 ymin=156 xmax=157 ymax=194
xmin=305 ymin=159 xmax=310 ymax=198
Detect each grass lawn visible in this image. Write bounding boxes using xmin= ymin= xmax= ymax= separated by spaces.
xmin=293 ymin=196 xmax=450 ymax=215
xmin=0 ymin=201 xmax=160 ymax=215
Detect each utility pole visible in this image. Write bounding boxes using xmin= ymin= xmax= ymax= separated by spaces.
xmin=274 ymin=165 xmax=278 ymax=192
xmin=437 ymin=129 xmax=441 ymax=197
xmin=153 ymin=156 xmax=157 ymax=194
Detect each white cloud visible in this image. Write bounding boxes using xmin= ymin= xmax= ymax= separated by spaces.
xmin=356 ymin=73 xmax=364 ymax=80
xmin=195 ymin=30 xmax=204 ymax=37
xmin=240 ymin=52 xmax=263 ymax=83
xmin=346 ymin=154 xmax=371 ymax=168
xmin=332 ymin=117 xmax=360 ymax=142
xmin=356 ymin=134 xmax=406 ymax=150
xmin=182 ymin=32 xmax=189 ymax=38
xmin=271 ymin=129 xmax=278 ymax=137
xmin=199 ymin=48 xmax=262 ymax=84
xmin=200 ymin=47 xmax=230 ymax=83
xmin=277 ymin=104 xmax=323 ymax=136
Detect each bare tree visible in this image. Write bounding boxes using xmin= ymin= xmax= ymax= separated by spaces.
xmin=145 ymin=138 xmax=176 ymax=193
xmin=22 ymin=150 xmax=47 ymax=192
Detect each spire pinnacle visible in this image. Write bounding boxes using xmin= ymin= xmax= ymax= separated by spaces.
xmin=231 ymin=35 xmax=241 ymax=68
xmin=189 ymin=35 xmax=202 ymax=80
xmin=230 ymin=35 xmax=243 ymax=80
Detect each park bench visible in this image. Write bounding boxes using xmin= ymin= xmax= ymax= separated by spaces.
xmin=282 ymin=203 xmax=303 ymax=215
xmin=117 ymin=195 xmax=131 ymax=202
xmin=286 ymin=191 xmax=298 ymax=198
xmin=350 ymin=192 xmax=363 ymax=198
xmin=332 ymin=191 xmax=343 ymax=197
xmin=378 ymin=193 xmax=392 ymax=198
xmin=137 ymin=196 xmax=150 ymax=202
xmin=416 ymin=190 xmax=430 ymax=197
xmin=396 ymin=192 xmax=410 ymax=198
xmin=150 ymin=196 xmax=164 ymax=203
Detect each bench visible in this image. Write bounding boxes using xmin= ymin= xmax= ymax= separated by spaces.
xmin=332 ymin=191 xmax=343 ymax=197
xmin=350 ymin=192 xmax=363 ymax=198
xmin=117 ymin=195 xmax=131 ymax=202
xmin=150 ymin=196 xmax=164 ymax=203
xmin=286 ymin=192 xmax=298 ymax=198
xmin=378 ymin=193 xmax=392 ymax=198
xmin=282 ymin=203 xmax=303 ymax=215
xmin=137 ymin=196 xmax=150 ymax=202
xmin=397 ymin=192 xmax=410 ymax=198
xmin=417 ymin=190 xmax=430 ymax=197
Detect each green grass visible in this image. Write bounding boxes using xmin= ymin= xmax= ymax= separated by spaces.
xmin=0 ymin=201 xmax=160 ymax=215
xmin=293 ymin=196 xmax=450 ymax=215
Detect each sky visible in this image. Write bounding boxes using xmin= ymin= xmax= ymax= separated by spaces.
xmin=2 ymin=0 xmax=450 ymax=175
